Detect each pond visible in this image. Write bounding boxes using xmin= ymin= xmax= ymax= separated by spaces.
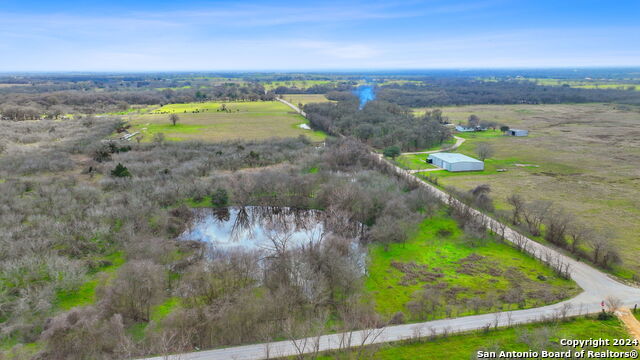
xmin=179 ymin=206 xmax=365 ymax=257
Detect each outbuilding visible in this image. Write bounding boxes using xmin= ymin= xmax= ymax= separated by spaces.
xmin=455 ymin=125 xmax=487 ymax=132
xmin=427 ymin=152 xmax=484 ymax=172
xmin=508 ymin=129 xmax=529 ymax=136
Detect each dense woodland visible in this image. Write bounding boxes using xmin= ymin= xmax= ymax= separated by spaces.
xmin=305 ymin=99 xmax=451 ymax=151
xmin=375 ymin=80 xmax=640 ymax=107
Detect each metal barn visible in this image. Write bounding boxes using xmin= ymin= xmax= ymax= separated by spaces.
xmin=427 ymin=153 xmax=484 ymax=172
xmin=509 ymin=129 xmax=529 ymax=136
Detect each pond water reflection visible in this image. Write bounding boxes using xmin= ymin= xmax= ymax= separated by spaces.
xmin=180 ymin=206 xmax=364 ymax=256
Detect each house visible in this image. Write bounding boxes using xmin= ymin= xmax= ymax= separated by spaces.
xmin=455 ymin=125 xmax=487 ymax=132
xmin=427 ymin=152 xmax=484 ymax=172
xmin=508 ymin=129 xmax=528 ymax=136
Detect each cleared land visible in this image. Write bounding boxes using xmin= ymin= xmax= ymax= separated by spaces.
xmin=280 ymin=94 xmax=332 ymax=106
xmin=263 ymin=80 xmax=339 ymax=90
xmin=365 ymin=214 xmax=579 ymax=321
xmin=127 ymin=101 xmax=326 ymax=142
xmin=317 ymin=316 xmax=630 ymax=359
xmin=530 ymin=78 xmax=639 ymax=91
xmin=412 ymin=104 xmax=640 ymax=279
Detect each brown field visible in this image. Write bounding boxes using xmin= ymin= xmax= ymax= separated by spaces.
xmin=280 ymin=94 xmax=333 ymax=106
xmin=417 ymin=104 xmax=640 ymax=278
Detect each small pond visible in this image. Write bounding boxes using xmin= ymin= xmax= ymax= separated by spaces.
xmin=179 ymin=206 xmax=365 ymax=258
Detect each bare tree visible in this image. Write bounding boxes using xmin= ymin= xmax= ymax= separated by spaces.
xmin=544 ymin=207 xmax=572 ymax=247
xmin=506 ymin=194 xmax=525 ymax=225
xmin=284 ymin=311 xmax=328 ymax=360
xmin=169 ymin=113 xmax=180 ymax=126
xmin=589 ymin=233 xmax=620 ymax=268
xmin=98 ymin=260 xmax=165 ymax=322
xmin=512 ymin=232 xmax=529 ymax=253
xmin=522 ymin=200 xmax=552 ymax=236
xmin=567 ymin=222 xmax=593 ymax=255
xmin=475 ymin=142 xmax=494 ymax=161
xmin=605 ymin=296 xmax=622 ymax=312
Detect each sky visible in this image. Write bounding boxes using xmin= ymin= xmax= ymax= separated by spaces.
xmin=0 ymin=0 xmax=638 ymax=71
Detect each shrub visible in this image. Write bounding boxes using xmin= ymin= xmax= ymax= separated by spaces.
xmin=211 ymin=188 xmax=229 ymax=207
xmin=389 ymin=311 xmax=406 ymax=325
xmin=111 ymin=163 xmax=131 ymax=177
xmin=597 ymin=310 xmax=614 ymax=320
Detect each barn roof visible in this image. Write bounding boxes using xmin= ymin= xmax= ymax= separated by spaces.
xmin=428 ymin=152 xmax=483 ymax=163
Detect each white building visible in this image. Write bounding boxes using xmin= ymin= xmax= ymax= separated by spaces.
xmin=455 ymin=125 xmax=488 ymax=132
xmin=508 ymin=129 xmax=529 ymax=136
xmin=427 ymin=153 xmax=484 ymax=172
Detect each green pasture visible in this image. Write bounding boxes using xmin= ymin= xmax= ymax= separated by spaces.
xmin=127 ymin=101 xmax=326 ymax=142
xmin=317 ymin=316 xmax=629 ymax=360
xmin=394 ymin=154 xmax=437 ymax=170
xmin=365 ymin=214 xmax=579 ymax=321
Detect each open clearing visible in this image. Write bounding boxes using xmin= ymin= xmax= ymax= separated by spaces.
xmin=413 ymin=104 xmax=640 ymax=279
xmin=127 ymin=101 xmax=326 ymax=142
xmin=280 ymin=94 xmax=332 ymax=106
xmin=262 ymin=80 xmax=339 ymax=90
xmin=365 ymin=214 xmax=579 ymax=321
xmin=318 ymin=316 xmax=629 ymax=359
xmin=528 ymin=78 xmax=639 ymax=91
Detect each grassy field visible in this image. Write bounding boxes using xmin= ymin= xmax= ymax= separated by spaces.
xmin=365 ymin=214 xmax=579 ymax=321
xmin=528 ymin=78 xmax=639 ymax=91
xmin=54 ymin=251 xmax=125 ymax=310
xmin=280 ymin=94 xmax=333 ymax=106
xmin=317 ymin=316 xmax=631 ymax=360
xmin=411 ymin=104 xmax=640 ymax=279
xmin=126 ymin=101 xmax=326 ymax=142
xmin=393 ymin=154 xmax=438 ymax=170
xmin=378 ymin=80 xmax=425 ymax=86
xmin=262 ymin=80 xmax=341 ymax=90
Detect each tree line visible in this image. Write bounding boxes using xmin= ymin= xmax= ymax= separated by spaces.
xmin=0 ymin=83 xmax=275 ymax=120
xmin=375 ymin=80 xmax=640 ymax=107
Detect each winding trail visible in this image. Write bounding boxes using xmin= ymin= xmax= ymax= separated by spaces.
xmin=141 ymin=100 xmax=640 ymax=360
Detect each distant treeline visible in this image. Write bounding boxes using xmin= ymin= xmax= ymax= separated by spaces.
xmin=304 ymin=99 xmax=450 ymax=152
xmin=3 ymin=72 xmax=640 ymax=120
xmin=0 ymin=83 xmax=275 ymax=120
xmin=375 ymin=80 xmax=640 ymax=107
xmin=272 ymin=82 xmax=356 ymax=94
